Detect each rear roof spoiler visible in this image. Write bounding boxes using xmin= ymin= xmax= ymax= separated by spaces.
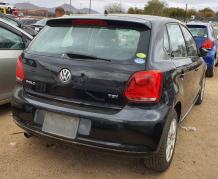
xmin=46 ymin=16 xmax=152 ymax=29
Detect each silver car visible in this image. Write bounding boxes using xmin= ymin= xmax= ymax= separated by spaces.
xmin=0 ymin=18 xmax=33 ymax=105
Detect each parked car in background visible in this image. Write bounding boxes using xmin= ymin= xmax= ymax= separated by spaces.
xmin=0 ymin=12 xmax=37 ymax=36
xmin=12 ymin=15 xmax=207 ymax=171
xmin=0 ymin=2 xmax=16 ymax=14
xmin=187 ymin=22 xmax=218 ymax=77
xmin=0 ymin=12 xmax=19 ymax=26
xmin=18 ymin=17 xmax=38 ymax=26
xmin=28 ymin=18 xmax=48 ymax=32
xmin=0 ymin=18 xmax=33 ymax=105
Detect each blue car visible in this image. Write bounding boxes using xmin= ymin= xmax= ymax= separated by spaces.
xmin=187 ymin=22 xmax=218 ymax=77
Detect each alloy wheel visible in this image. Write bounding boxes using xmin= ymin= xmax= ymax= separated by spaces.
xmin=166 ymin=118 xmax=177 ymax=162
xmin=200 ymin=77 xmax=206 ymax=101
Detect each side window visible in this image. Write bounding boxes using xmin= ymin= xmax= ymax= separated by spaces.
xmin=164 ymin=27 xmax=170 ymax=55
xmin=0 ymin=27 xmax=24 ymax=50
xmin=180 ymin=25 xmax=198 ymax=57
xmin=211 ymin=26 xmax=217 ymax=39
xmin=167 ymin=24 xmax=187 ymax=58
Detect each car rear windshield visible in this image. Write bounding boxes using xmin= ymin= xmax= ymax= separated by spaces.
xmin=214 ymin=28 xmax=218 ymax=35
xmin=28 ymin=20 xmax=150 ymax=62
xmin=187 ymin=25 xmax=208 ymax=38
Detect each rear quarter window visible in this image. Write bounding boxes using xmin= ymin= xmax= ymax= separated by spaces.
xmin=167 ymin=24 xmax=187 ymax=58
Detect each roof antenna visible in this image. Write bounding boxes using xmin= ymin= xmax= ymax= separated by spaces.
xmin=104 ymin=10 xmax=108 ymax=16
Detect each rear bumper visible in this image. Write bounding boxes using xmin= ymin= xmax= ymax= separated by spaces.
xmin=11 ymin=86 xmax=173 ymax=157
xmin=204 ymin=50 xmax=216 ymax=67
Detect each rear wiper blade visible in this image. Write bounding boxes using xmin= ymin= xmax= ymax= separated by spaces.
xmin=65 ymin=53 xmax=111 ymax=62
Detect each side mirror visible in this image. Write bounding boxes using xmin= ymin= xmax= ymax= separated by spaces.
xmin=199 ymin=47 xmax=208 ymax=57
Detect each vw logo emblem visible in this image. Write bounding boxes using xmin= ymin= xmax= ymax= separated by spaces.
xmin=59 ymin=69 xmax=72 ymax=83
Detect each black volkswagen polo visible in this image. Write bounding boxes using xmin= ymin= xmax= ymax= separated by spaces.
xmin=12 ymin=15 xmax=207 ymax=171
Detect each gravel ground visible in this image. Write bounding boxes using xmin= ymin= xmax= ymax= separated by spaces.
xmin=0 ymin=70 xmax=218 ymax=179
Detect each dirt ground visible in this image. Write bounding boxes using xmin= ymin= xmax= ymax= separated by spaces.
xmin=0 ymin=71 xmax=218 ymax=179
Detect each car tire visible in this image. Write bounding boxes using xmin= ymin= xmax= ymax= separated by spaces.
xmin=195 ymin=76 xmax=206 ymax=105
xmin=206 ymin=66 xmax=214 ymax=77
xmin=215 ymin=56 xmax=218 ymax=67
xmin=144 ymin=110 xmax=178 ymax=172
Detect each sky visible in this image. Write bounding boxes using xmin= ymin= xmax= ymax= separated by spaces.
xmin=4 ymin=0 xmax=218 ymax=12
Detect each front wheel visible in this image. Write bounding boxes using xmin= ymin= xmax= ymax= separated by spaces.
xmin=215 ymin=56 xmax=218 ymax=66
xmin=195 ymin=76 xmax=206 ymax=105
xmin=144 ymin=110 xmax=178 ymax=172
xmin=206 ymin=66 xmax=215 ymax=77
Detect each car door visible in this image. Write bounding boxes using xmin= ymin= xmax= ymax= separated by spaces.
xmin=180 ymin=24 xmax=204 ymax=95
xmin=0 ymin=23 xmax=25 ymax=102
xmin=166 ymin=23 xmax=196 ymax=117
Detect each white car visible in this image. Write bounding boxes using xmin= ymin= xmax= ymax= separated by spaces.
xmin=0 ymin=18 xmax=33 ymax=105
xmin=0 ymin=2 xmax=16 ymax=13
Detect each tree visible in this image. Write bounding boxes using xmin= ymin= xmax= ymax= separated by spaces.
xmin=198 ymin=8 xmax=215 ymax=18
xmin=215 ymin=11 xmax=218 ymax=20
xmin=127 ymin=1 xmax=216 ymax=20
xmin=187 ymin=9 xmax=198 ymax=18
xmin=128 ymin=7 xmax=144 ymax=14
xmin=164 ymin=7 xmax=185 ymax=19
xmin=144 ymin=0 xmax=167 ymax=16
xmin=105 ymin=3 xmax=125 ymax=14
xmin=128 ymin=7 xmax=135 ymax=14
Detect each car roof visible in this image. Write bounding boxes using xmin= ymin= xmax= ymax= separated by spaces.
xmin=0 ymin=18 xmax=33 ymax=39
xmin=47 ymin=14 xmax=180 ymax=29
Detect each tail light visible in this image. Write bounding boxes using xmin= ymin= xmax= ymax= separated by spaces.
xmin=72 ymin=20 xmax=108 ymax=26
xmin=16 ymin=56 xmax=25 ymax=82
xmin=124 ymin=70 xmax=163 ymax=103
xmin=202 ymin=39 xmax=213 ymax=49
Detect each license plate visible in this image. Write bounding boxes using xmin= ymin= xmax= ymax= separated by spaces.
xmin=42 ymin=111 xmax=80 ymax=139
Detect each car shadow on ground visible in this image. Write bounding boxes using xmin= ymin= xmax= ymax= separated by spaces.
xmin=20 ymin=135 xmax=162 ymax=177
xmin=0 ymin=103 xmax=11 ymax=116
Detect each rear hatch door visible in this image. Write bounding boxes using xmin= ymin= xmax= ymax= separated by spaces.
xmin=23 ymin=19 xmax=151 ymax=109
xmin=187 ymin=25 xmax=208 ymax=48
